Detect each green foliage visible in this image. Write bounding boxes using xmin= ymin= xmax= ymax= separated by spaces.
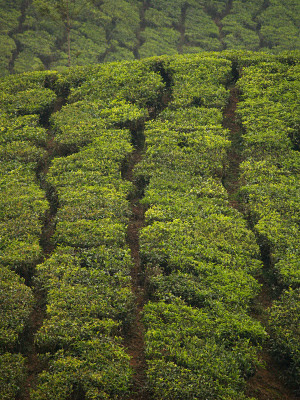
xmin=48 ymin=129 xmax=133 ymax=189
xmin=144 ymin=299 xmax=263 ymax=400
xmin=268 ymin=288 xmax=300 ymax=389
xmin=184 ymin=6 xmax=222 ymax=52
xmin=0 ymin=165 xmax=48 ymax=268
xmin=139 ymin=27 xmax=180 ymax=58
xmin=0 ymin=353 xmax=26 ymax=400
xmin=57 ymin=185 xmax=130 ymax=224
xmin=0 ymin=266 xmax=33 ymax=348
xmin=54 ymin=219 xmax=126 ymax=248
xmin=258 ymin=0 xmax=300 ymax=52
xmin=236 ymin=56 xmax=300 ymax=389
xmin=68 ymin=59 xmax=165 ymax=108
xmin=0 ymin=0 xmax=300 ymax=73
xmin=204 ymin=0 xmax=231 ymax=16
xmin=136 ymin=119 xmax=229 ymax=178
xmin=0 ymin=35 xmax=16 ymax=77
xmin=0 ymin=0 xmax=22 ymax=34
xmin=0 ymin=0 xmax=21 ymax=76
xmin=0 ymin=69 xmax=50 ymax=400
xmin=22 ymin=61 xmax=161 ymax=398
xmin=149 ymin=267 xmax=260 ymax=311
xmin=16 ymin=30 xmax=55 ymax=58
xmin=0 ymin=50 xmax=299 ymax=399
xmin=0 ymin=70 xmax=57 ymax=121
xmin=31 ymin=342 xmax=132 ymax=400
xmin=0 ymin=114 xmax=47 ymax=146
xmin=50 ymin=99 xmax=147 ymax=148
xmin=134 ymin=54 xmax=266 ymax=398
xmin=163 ymin=55 xmax=231 ymax=109
xmin=0 ymin=88 xmax=56 ymax=116
xmin=35 ymin=246 xmax=134 ymax=351
xmin=222 ymin=0 xmax=262 ymax=51
xmin=0 ymin=70 xmax=57 ymax=94
xmin=141 ymin=214 xmax=261 ymax=273
xmin=0 ymin=75 xmax=50 ymax=270
xmin=0 ymin=1 xmax=299 ymax=75
xmin=237 ymin=61 xmax=300 ymax=289
xmin=0 ymin=140 xmax=45 ymax=163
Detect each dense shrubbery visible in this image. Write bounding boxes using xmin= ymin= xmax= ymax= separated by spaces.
xmin=68 ymin=59 xmax=165 ymax=108
xmin=29 ymin=60 xmax=168 ymax=398
xmin=268 ymin=288 xmax=300 ymax=389
xmin=0 ymin=353 xmax=26 ymax=400
xmin=31 ymin=247 xmax=134 ymax=400
xmin=0 ymin=266 xmax=32 ymax=398
xmin=1 ymin=51 xmax=299 ymax=398
xmin=221 ymin=0 xmax=262 ymax=51
xmin=237 ymin=57 xmax=300 ymax=388
xmin=0 ymin=70 xmax=55 ymax=399
xmin=183 ymin=4 xmax=222 ymax=53
xmin=144 ymin=300 xmax=263 ymax=400
xmin=134 ymin=54 xmax=266 ymax=399
xmin=0 ymin=73 xmax=52 ymax=271
xmin=50 ymin=100 xmax=147 ymax=149
xmin=164 ymin=55 xmax=232 ymax=109
xmin=0 ymin=166 xmax=48 ymax=268
xmin=0 ymin=0 xmax=22 ymax=76
xmin=237 ymin=60 xmax=300 ymax=288
xmin=0 ymin=0 xmax=299 ymax=75
xmin=258 ymin=0 xmax=300 ymax=53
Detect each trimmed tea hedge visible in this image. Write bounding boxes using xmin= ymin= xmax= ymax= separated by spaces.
xmin=237 ymin=57 xmax=300 ymax=388
xmin=136 ymin=54 xmax=266 ymax=399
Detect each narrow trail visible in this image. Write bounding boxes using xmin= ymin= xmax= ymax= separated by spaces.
xmin=222 ymin=86 xmax=242 ymax=210
xmin=134 ymin=0 xmax=151 ymax=59
xmin=122 ymin=130 xmax=151 ymax=400
xmin=222 ymin=72 xmax=299 ymax=400
xmin=8 ymin=0 xmax=30 ymax=74
xmin=121 ymin=65 xmax=172 ymax=399
xmin=16 ymin=95 xmax=66 ymax=400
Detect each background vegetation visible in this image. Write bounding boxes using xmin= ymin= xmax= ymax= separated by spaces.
xmin=0 ymin=1 xmax=299 ymax=397
xmin=0 ymin=0 xmax=299 ymax=76
xmin=0 ymin=50 xmax=299 ymax=399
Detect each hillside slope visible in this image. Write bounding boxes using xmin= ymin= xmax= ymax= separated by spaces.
xmin=0 ymin=51 xmax=299 ymax=399
xmin=0 ymin=0 xmax=299 ymax=76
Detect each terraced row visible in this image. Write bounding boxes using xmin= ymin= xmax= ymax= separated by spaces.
xmin=237 ymin=58 xmax=300 ymax=391
xmin=1 ymin=0 xmax=299 ymax=76
xmin=0 ymin=52 xmax=299 ymax=399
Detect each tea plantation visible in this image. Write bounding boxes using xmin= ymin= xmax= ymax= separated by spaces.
xmin=0 ymin=0 xmax=299 ymax=76
xmin=0 ymin=50 xmax=299 ymax=399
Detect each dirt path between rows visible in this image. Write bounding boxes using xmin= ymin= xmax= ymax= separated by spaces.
xmin=123 ymin=146 xmax=151 ymax=399
xmin=222 ymin=85 xmax=299 ymax=400
xmin=16 ymin=96 xmax=66 ymax=400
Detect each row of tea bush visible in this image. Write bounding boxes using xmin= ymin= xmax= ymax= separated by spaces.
xmin=135 ymin=55 xmax=267 ymax=399
xmin=237 ymin=58 xmax=300 ymax=389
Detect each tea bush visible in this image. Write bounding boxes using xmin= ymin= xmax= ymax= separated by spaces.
xmin=237 ymin=57 xmax=300 ymax=386
xmin=0 ymin=353 xmax=26 ymax=400
xmin=268 ymin=288 xmax=300 ymax=389
xmin=136 ymin=54 xmax=265 ymax=399
xmin=30 ymin=61 xmax=169 ymax=397
xmin=0 ymin=266 xmax=33 ymax=348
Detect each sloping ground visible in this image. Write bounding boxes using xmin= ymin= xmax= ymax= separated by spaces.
xmin=0 ymin=52 xmax=299 ymax=399
xmin=222 ymin=84 xmax=299 ymax=400
xmin=1 ymin=0 xmax=300 ymax=76
xmin=236 ymin=59 xmax=300 ymax=398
